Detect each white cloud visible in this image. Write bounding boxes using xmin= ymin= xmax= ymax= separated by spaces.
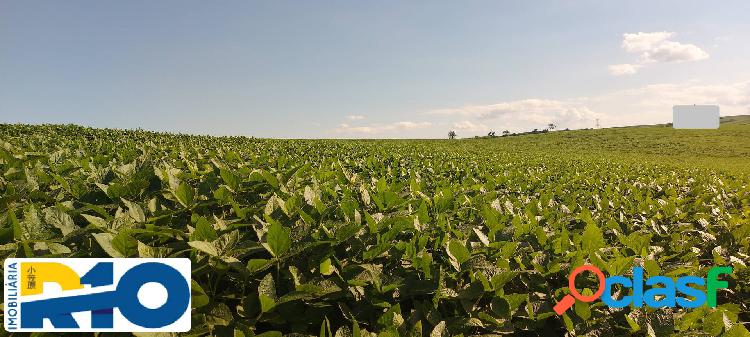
xmin=334 ymin=121 xmax=432 ymax=135
xmin=346 ymin=115 xmax=365 ymax=120
xmin=393 ymin=121 xmax=432 ymax=129
xmin=452 ymin=120 xmax=488 ymax=132
xmin=642 ymin=41 xmax=709 ymax=63
xmin=622 ymin=32 xmax=674 ymax=53
xmin=610 ymin=31 xmax=709 ymax=75
xmin=430 ymin=80 xmax=749 ymax=131
xmin=431 ymin=99 xmax=599 ymax=129
xmin=583 ymin=80 xmax=749 ymax=126
xmin=331 ymin=81 xmax=749 ymax=137
xmin=608 ymin=63 xmax=642 ymax=76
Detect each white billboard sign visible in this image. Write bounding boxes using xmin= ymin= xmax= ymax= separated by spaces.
xmin=673 ymin=105 xmax=720 ymax=129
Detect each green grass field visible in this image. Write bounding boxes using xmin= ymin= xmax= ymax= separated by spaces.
xmin=467 ymin=115 xmax=750 ymax=173
xmin=1 ymin=116 xmax=749 ymax=336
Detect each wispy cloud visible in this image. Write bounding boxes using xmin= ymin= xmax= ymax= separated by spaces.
xmin=429 ymin=80 xmax=749 ymax=131
xmin=609 ymin=32 xmax=709 ymax=76
xmin=608 ymin=63 xmax=642 ymax=76
xmin=430 ymin=99 xmax=599 ymax=129
xmin=589 ymin=80 xmax=750 ymax=126
xmin=452 ymin=120 xmax=488 ymax=132
xmin=330 ymin=80 xmax=749 ymax=137
xmin=334 ymin=121 xmax=432 ymax=135
xmin=346 ymin=115 xmax=365 ymax=120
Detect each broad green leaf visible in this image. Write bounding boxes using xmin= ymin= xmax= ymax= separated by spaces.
xmin=258 ymin=273 xmax=277 ymax=313
xmin=320 ymin=257 xmax=334 ymax=276
xmin=220 ymin=168 xmax=241 ymax=191
xmin=191 ymin=217 xmax=218 ymax=241
xmin=724 ymin=325 xmax=750 ymax=337
xmin=574 ymin=300 xmax=591 ymax=320
xmin=188 ymin=240 xmax=219 ymax=257
xmin=263 ymin=223 xmax=291 ymax=257
xmin=112 ymin=231 xmax=138 ymax=257
xmin=191 ymin=280 xmax=210 ymax=309
xmin=562 ymin=313 xmax=574 ymax=332
xmin=446 ymin=240 xmax=470 ymax=269
xmin=409 ymin=320 xmax=422 ymax=337
xmin=43 ymin=207 xmax=79 ymax=236
xmin=247 ymin=258 xmax=272 ymax=273
xmin=255 ymin=332 xmax=282 ymax=337
xmin=703 ymin=310 xmax=726 ymax=336
xmin=82 ymin=214 xmax=108 ymax=227
xmin=581 ymin=221 xmax=605 ymax=253
xmin=473 ymin=227 xmax=490 ymax=246
xmin=174 ymin=182 xmax=194 ymax=208
xmin=122 ymin=198 xmax=146 ymax=223
xmin=430 ymin=321 xmax=447 ymax=337
xmin=205 ymin=302 xmax=233 ymax=326
xmin=92 ymin=232 xmax=124 ymax=258
xmin=8 ymin=209 xmax=22 ymax=241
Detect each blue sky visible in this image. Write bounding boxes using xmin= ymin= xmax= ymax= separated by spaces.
xmin=1 ymin=1 xmax=749 ymax=138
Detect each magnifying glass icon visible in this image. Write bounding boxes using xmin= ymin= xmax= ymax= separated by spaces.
xmin=553 ymin=265 xmax=605 ymax=315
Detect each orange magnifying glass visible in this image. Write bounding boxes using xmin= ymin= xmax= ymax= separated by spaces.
xmin=553 ymin=265 xmax=605 ymax=315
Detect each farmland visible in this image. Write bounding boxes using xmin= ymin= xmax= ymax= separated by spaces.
xmin=0 ymin=116 xmax=749 ymax=336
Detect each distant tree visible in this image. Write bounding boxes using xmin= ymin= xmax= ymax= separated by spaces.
xmin=487 ymin=131 xmax=496 ymax=137
xmin=502 ymin=130 xmax=510 ymax=136
xmin=448 ymin=130 xmax=457 ymax=139
xmin=547 ymin=123 xmax=556 ymax=130
xmin=532 ymin=128 xmax=539 ymax=133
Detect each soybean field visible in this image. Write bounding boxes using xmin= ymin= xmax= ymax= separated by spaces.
xmin=0 ymin=116 xmax=749 ymax=336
